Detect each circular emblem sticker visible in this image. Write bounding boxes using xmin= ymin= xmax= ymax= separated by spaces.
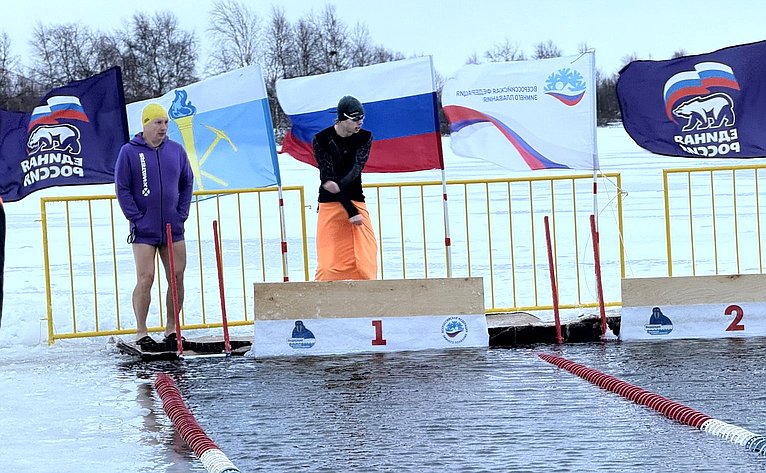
xmin=441 ymin=316 xmax=468 ymax=344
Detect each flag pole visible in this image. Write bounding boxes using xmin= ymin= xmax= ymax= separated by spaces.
xmin=277 ymin=185 xmax=289 ymax=282
xmin=212 ymin=220 xmax=232 ymax=356
xmin=259 ymin=79 xmax=287 ymax=283
xmin=588 ymin=50 xmax=608 ymax=338
xmin=589 ymin=50 xmax=600 ymax=226
xmin=430 ymin=56 xmax=453 ymax=278
xmin=440 ymin=168 xmax=453 ymax=278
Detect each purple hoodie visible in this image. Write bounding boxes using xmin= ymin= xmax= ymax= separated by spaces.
xmin=114 ymin=133 xmax=194 ymax=246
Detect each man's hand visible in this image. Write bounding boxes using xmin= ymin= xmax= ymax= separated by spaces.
xmin=349 ymin=214 xmax=363 ymax=226
xmin=322 ymin=180 xmax=340 ymax=194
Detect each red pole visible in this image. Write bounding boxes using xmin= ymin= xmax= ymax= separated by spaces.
xmin=544 ymin=216 xmax=563 ymax=344
xmin=213 ymin=220 xmax=232 ymax=356
xmin=590 ymin=214 xmax=608 ymax=338
xmin=166 ymin=224 xmax=183 ymax=356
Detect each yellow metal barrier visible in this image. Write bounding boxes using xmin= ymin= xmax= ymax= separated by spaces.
xmin=42 ymin=186 xmax=308 ymax=343
xmin=42 ymin=173 xmax=625 ymax=342
xmin=363 ymin=173 xmax=624 ymax=314
xmin=663 ymin=163 xmax=766 ymax=277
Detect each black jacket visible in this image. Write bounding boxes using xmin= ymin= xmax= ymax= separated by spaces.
xmin=312 ymin=125 xmax=373 ymax=218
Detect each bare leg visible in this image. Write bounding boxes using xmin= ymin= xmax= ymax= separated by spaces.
xmin=159 ymin=240 xmax=187 ymax=337
xmin=132 ymin=243 xmax=157 ymax=339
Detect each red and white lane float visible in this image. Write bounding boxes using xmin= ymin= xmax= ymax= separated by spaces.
xmin=538 ymin=353 xmax=766 ymax=455
xmin=154 ymin=373 xmax=240 ymax=473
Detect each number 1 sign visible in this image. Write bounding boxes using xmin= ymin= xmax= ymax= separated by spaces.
xmin=253 ymin=278 xmax=489 ymax=357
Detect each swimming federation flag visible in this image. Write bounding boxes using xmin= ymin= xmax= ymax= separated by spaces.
xmin=276 ymin=56 xmax=443 ymax=173
xmin=0 ymin=67 xmax=128 ymax=202
xmin=617 ymin=41 xmax=765 ymax=158
xmin=126 ymin=64 xmax=281 ymax=190
xmin=442 ymin=53 xmax=598 ymax=171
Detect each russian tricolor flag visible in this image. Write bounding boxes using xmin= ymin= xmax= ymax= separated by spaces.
xmin=276 ymin=57 xmax=443 ymax=173
xmin=662 ymin=62 xmax=740 ymax=119
xmin=28 ymin=96 xmax=90 ymax=130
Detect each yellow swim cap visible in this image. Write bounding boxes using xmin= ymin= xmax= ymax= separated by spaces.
xmin=141 ymin=103 xmax=168 ymax=125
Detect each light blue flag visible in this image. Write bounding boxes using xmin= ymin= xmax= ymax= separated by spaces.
xmin=126 ymin=64 xmax=281 ymax=190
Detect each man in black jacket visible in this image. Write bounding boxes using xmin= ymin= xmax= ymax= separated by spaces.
xmin=312 ymin=96 xmax=378 ymax=281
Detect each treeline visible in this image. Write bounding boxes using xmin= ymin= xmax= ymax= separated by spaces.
xmin=0 ymin=0 xmax=647 ymax=134
xmin=0 ymin=1 xmax=405 ymax=137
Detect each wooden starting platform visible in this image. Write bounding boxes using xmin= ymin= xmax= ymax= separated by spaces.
xmin=621 ymin=274 xmax=766 ymax=340
xmin=253 ymin=277 xmax=489 ymax=357
xmin=112 ymin=336 xmax=252 ymax=361
xmin=110 ymin=275 xmax=626 ymax=360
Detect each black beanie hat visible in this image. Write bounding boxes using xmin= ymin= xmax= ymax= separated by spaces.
xmin=337 ymin=96 xmax=364 ymax=120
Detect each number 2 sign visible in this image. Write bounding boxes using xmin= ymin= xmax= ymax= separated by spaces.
xmin=724 ymin=305 xmax=745 ymax=332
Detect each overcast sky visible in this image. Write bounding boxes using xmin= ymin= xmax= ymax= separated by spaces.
xmin=4 ymin=0 xmax=765 ymax=78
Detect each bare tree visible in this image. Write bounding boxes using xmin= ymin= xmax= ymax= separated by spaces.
xmin=620 ymin=52 xmax=639 ymax=69
xmin=0 ymin=33 xmax=18 ymax=102
xmin=313 ymin=5 xmax=348 ymax=72
xmin=90 ymin=32 xmax=123 ymax=75
xmin=369 ymin=45 xmax=404 ymax=65
xmin=264 ymin=6 xmax=296 ymax=84
xmin=291 ymin=16 xmax=319 ymax=77
xmin=532 ymin=40 xmax=562 ymax=60
xmin=596 ymin=68 xmax=620 ymax=125
xmin=263 ymin=6 xmax=298 ymax=137
xmin=119 ymin=11 xmax=198 ymax=101
xmin=346 ymin=23 xmax=402 ymax=68
xmin=433 ymin=68 xmax=452 ymax=135
xmin=671 ymin=49 xmax=688 ymax=59
xmin=348 ymin=22 xmax=374 ymax=67
xmin=30 ymin=22 xmax=102 ymax=87
xmin=485 ymin=39 xmax=526 ymax=62
xmin=0 ymin=33 xmax=41 ymax=111
xmin=206 ymin=0 xmax=263 ymax=75
xmin=465 ymin=52 xmax=480 ymax=65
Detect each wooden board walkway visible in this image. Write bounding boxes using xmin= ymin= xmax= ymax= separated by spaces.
xmin=112 ymin=336 xmax=252 ymax=361
xmin=487 ymin=312 xmax=621 ymax=346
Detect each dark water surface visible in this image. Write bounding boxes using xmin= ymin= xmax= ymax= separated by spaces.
xmin=118 ymin=338 xmax=766 ymax=472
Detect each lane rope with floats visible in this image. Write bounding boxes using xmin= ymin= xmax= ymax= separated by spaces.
xmin=154 ymin=373 xmax=240 ymax=473
xmin=538 ymin=353 xmax=766 ymax=455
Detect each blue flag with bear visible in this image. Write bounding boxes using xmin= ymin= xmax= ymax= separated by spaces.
xmin=617 ymin=41 xmax=766 ymax=159
xmin=0 ymin=67 xmax=128 ymax=202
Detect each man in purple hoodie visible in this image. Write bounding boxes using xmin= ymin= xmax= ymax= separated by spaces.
xmin=115 ymin=103 xmax=194 ymax=350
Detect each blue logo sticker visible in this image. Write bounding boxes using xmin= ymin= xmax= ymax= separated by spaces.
xmin=644 ymin=307 xmax=673 ymax=336
xmin=288 ymin=320 xmax=316 ymax=349
xmin=544 ymin=68 xmax=587 ymax=106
